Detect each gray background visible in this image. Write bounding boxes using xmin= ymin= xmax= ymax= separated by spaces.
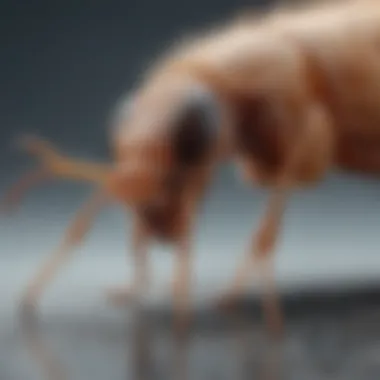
xmin=1 ymin=1 xmax=380 ymax=379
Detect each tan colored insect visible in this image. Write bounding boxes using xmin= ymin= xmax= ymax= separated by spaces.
xmin=3 ymin=0 xmax=380 ymax=335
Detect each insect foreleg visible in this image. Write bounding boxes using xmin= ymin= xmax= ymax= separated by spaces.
xmin=20 ymin=188 xmax=109 ymax=313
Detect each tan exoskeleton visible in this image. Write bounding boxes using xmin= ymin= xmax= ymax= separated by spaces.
xmin=4 ymin=0 xmax=380 ymax=336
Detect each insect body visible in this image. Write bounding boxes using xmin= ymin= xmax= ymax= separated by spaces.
xmin=3 ymin=0 xmax=380 ymax=335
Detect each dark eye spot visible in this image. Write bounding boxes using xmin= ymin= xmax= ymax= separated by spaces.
xmin=173 ymin=110 xmax=213 ymax=166
xmin=171 ymin=91 xmax=220 ymax=167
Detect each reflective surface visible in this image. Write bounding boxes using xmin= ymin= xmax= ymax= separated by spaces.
xmin=2 ymin=179 xmax=380 ymax=379
xmin=2 ymin=294 xmax=380 ymax=380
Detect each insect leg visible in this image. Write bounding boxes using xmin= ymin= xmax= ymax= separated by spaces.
xmin=219 ymin=188 xmax=289 ymax=336
xmin=219 ymin=102 xmax=331 ymax=335
xmin=171 ymin=171 xmax=208 ymax=338
xmin=21 ymin=189 xmax=108 ymax=313
xmin=106 ymin=218 xmax=151 ymax=306
xmin=172 ymin=233 xmax=193 ymax=338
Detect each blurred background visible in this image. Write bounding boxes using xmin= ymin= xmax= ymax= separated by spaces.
xmin=2 ymin=0 xmax=380 ymax=379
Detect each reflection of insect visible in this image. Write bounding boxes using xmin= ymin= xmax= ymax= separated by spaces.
xmin=3 ymin=0 xmax=380 ymax=335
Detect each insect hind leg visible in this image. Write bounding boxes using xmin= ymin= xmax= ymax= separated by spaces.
xmin=218 ymin=194 xmax=286 ymax=338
